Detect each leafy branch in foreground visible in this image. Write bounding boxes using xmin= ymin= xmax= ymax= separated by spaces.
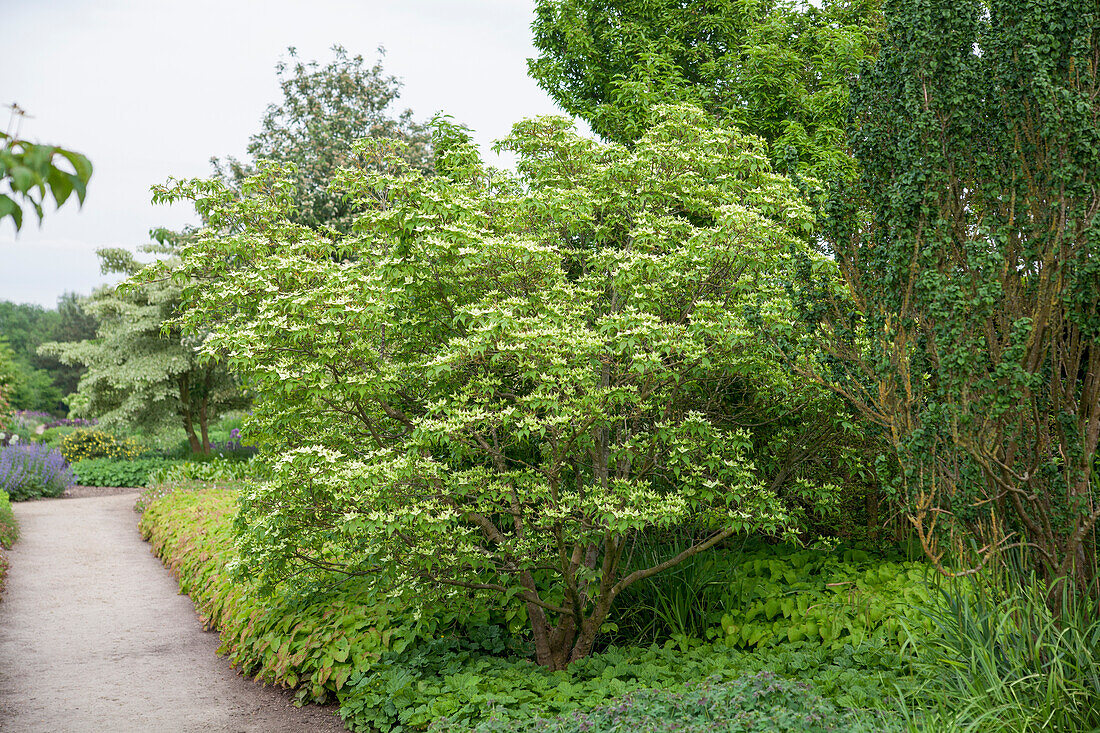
xmin=0 ymin=104 xmax=92 ymax=232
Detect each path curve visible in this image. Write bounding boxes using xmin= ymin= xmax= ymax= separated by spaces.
xmin=0 ymin=493 xmax=347 ymax=733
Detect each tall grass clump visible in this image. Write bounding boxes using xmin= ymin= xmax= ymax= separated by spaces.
xmin=0 ymin=444 xmax=75 ymax=501
xmin=907 ymin=563 xmax=1100 ymax=732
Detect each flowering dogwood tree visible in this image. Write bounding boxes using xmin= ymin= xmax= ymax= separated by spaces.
xmin=154 ymin=106 xmax=834 ymax=668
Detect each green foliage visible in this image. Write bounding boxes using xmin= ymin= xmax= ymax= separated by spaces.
xmin=338 ymin=631 xmax=913 ymax=732
xmin=528 ymin=0 xmax=882 ymax=179
xmin=806 ymin=0 xmax=1100 ymax=595
xmin=139 ymin=488 xmax=496 ymax=705
xmin=457 ymin=673 xmax=901 ymax=733
xmin=145 ymin=456 xmax=259 ymax=486
xmin=140 ymin=486 xmax=917 ymax=732
xmin=0 ymin=121 xmax=92 ymax=232
xmin=211 ymin=45 xmax=431 ymax=232
xmin=71 ymin=457 xmax=174 ymax=488
xmin=0 ymin=340 xmax=17 ymax=425
xmin=59 ymin=429 xmax=145 ymax=463
xmin=41 ymin=248 xmax=249 ymax=453
xmin=153 ymin=106 xmax=856 ymax=667
xmin=38 ymin=425 xmax=78 ymax=446
xmin=906 ymin=565 xmax=1100 ymax=732
xmin=612 ymin=542 xmax=935 ymax=650
xmin=0 ymin=490 xmax=17 ymax=548
xmin=0 ymin=296 xmax=97 ymax=412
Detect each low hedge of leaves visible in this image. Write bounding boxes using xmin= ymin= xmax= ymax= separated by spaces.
xmin=140 ymin=488 xmax=919 ymax=732
xmin=71 ymin=457 xmax=177 ymax=487
xmin=146 ymin=457 xmax=262 ymax=486
xmin=713 ymin=547 xmax=935 ymax=649
xmin=0 ymin=489 xmax=17 ymax=548
xmin=139 ymin=488 xmax=489 ymax=706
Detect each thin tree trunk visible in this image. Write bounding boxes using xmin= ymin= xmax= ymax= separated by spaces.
xmin=178 ymin=375 xmax=201 ymax=454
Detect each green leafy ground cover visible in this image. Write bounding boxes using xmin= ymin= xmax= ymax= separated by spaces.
xmin=71 ymin=457 xmax=174 ymax=487
xmin=140 ymin=487 xmax=922 ymax=731
xmin=0 ymin=489 xmax=16 ymax=547
xmin=0 ymin=489 xmax=15 ymax=596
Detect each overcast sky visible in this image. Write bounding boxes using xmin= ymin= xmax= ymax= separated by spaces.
xmin=1 ymin=0 xmax=578 ymax=307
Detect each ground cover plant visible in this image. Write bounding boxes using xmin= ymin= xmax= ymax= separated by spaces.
xmin=139 ymin=485 xmax=920 ymax=731
xmin=0 ymin=444 xmax=74 ymax=501
xmin=70 ymin=457 xmax=175 ymax=487
xmin=0 ymin=489 xmax=17 ymax=547
xmin=455 ymin=673 xmax=900 ymax=733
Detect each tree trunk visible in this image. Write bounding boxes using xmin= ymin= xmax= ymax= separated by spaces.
xmin=199 ymin=395 xmax=210 ymax=454
xmin=178 ymin=375 xmax=201 ymax=454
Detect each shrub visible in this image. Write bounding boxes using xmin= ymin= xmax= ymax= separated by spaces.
xmin=59 ymin=429 xmax=145 ymax=463
xmin=0 ymin=490 xmax=17 ymax=548
xmin=38 ymin=426 xmax=79 ymax=446
xmin=71 ymin=457 xmax=175 ymax=488
xmin=0 ymin=444 xmax=74 ymax=500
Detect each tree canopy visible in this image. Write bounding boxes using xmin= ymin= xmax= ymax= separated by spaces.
xmin=528 ymin=0 xmax=882 ymax=179
xmin=211 ymin=46 xmax=431 ymax=232
xmin=41 ymin=248 xmax=248 ymax=452
xmin=153 ymin=106 xmax=848 ymax=667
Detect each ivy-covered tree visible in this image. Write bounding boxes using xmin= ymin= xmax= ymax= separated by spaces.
xmin=211 ymin=45 xmax=431 ymax=232
xmin=805 ymin=0 xmax=1100 ymax=597
xmin=155 ymin=107 xmax=844 ymax=668
xmin=528 ymin=0 xmax=882 ymax=179
xmin=40 ymin=248 xmax=248 ymax=453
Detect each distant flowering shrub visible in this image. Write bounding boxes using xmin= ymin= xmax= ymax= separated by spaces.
xmin=59 ymin=429 xmax=145 ymax=463
xmin=0 ymin=444 xmax=75 ymax=501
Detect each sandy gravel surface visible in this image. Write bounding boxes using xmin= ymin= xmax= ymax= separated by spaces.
xmin=0 ymin=494 xmax=347 ymax=732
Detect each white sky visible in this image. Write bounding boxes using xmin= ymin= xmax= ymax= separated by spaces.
xmin=1 ymin=0 xmax=578 ymax=307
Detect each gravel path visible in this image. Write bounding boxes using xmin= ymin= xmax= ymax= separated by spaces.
xmin=0 ymin=493 xmax=347 ymax=732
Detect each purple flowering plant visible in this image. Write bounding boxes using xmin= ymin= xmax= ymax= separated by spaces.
xmin=0 ymin=444 xmax=75 ymax=501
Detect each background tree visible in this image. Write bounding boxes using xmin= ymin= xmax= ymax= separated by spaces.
xmin=157 ymin=107 xmax=848 ymax=668
xmin=0 ymin=302 xmax=64 ymax=414
xmin=528 ymin=0 xmax=882 ymax=179
xmin=41 ymin=292 xmax=99 ymax=398
xmin=0 ymin=297 xmax=98 ymax=414
xmin=41 ymin=248 xmax=248 ymax=453
xmin=211 ymin=45 xmax=431 ymax=232
xmin=0 ymin=340 xmax=17 ymax=428
xmin=805 ymin=0 xmax=1100 ymax=598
